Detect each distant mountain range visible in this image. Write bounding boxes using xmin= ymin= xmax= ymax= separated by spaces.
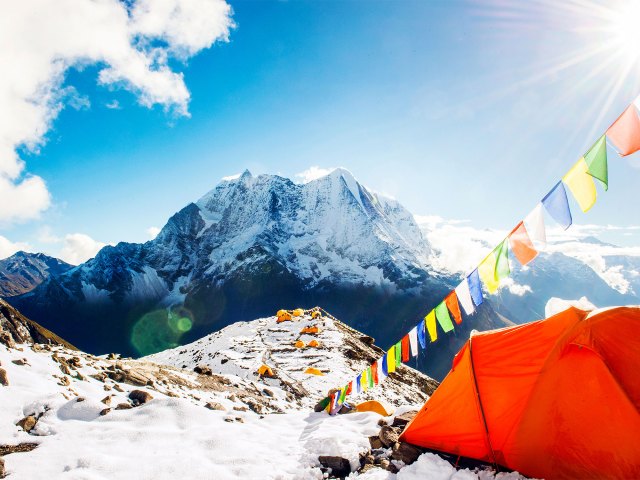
xmin=3 ymin=169 xmax=639 ymax=379
xmin=0 ymin=251 xmax=72 ymax=296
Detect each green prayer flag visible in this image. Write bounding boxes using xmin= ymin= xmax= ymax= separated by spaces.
xmin=395 ymin=341 xmax=402 ymax=366
xmin=367 ymin=366 xmax=374 ymax=388
xmin=339 ymin=386 xmax=347 ymax=403
xmin=434 ymin=302 xmax=454 ymax=333
xmin=584 ymin=135 xmax=608 ymax=191
xmin=495 ymin=238 xmax=510 ymax=281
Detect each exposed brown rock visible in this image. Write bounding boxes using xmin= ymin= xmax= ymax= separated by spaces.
xmin=194 ymin=365 xmax=212 ymax=376
xmin=16 ymin=415 xmax=37 ymax=433
xmin=99 ymin=408 xmax=110 ymax=416
xmin=115 ymin=403 xmax=132 ymax=410
xmin=205 ymin=402 xmax=225 ymax=411
xmin=391 ymin=441 xmax=423 ymax=465
xmin=379 ymin=425 xmax=401 ymax=448
xmin=319 ymin=455 xmax=351 ymax=478
xmin=0 ymin=368 xmax=8 ymax=386
xmin=368 ymin=435 xmax=383 ymax=450
xmin=129 ymin=390 xmax=153 ymax=405
xmin=391 ymin=410 xmax=418 ymax=428
xmin=11 ymin=358 xmax=27 ymax=366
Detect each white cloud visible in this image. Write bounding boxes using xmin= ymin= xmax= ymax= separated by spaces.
xmin=295 ymin=166 xmax=337 ymax=183
xmin=0 ymin=236 xmax=32 ymax=259
xmin=501 ymin=277 xmax=532 ymax=296
xmin=58 ymin=233 xmax=107 ymax=265
xmin=545 ymin=296 xmax=596 ymax=318
xmin=221 ymin=173 xmax=241 ymax=182
xmin=146 ymin=226 xmax=161 ymax=239
xmin=105 ymin=100 xmax=121 ymax=110
xmin=0 ymin=0 xmax=234 ymax=223
xmin=416 ymin=213 xmax=640 ymax=294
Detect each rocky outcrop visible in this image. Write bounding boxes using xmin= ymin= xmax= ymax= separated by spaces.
xmin=0 ymin=299 xmax=75 ymax=349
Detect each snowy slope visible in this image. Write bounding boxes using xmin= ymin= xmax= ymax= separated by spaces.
xmin=147 ymin=309 xmax=438 ymax=408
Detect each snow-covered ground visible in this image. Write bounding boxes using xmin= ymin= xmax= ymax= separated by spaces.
xmin=0 ymin=311 xmax=531 ymax=479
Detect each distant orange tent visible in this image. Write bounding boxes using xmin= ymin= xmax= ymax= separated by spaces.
xmin=400 ymin=306 xmax=640 ymax=480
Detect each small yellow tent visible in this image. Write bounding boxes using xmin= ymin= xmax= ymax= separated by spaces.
xmin=311 ymin=310 xmax=322 ymax=319
xmin=292 ymin=308 xmax=304 ymax=317
xmin=300 ymin=325 xmax=320 ymax=335
xmin=307 ymin=340 xmax=321 ymax=348
xmin=294 ymin=340 xmax=306 ymax=349
xmin=304 ymin=367 xmax=325 ymax=376
xmin=257 ymin=364 xmax=274 ymax=377
xmin=354 ymin=400 xmax=394 ymax=417
xmin=277 ymin=311 xmax=292 ymax=323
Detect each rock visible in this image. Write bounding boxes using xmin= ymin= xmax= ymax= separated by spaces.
xmin=101 ymin=396 xmax=112 ymax=405
xmin=318 ymin=456 xmax=351 ymax=478
xmin=59 ymin=376 xmax=70 ymax=386
xmin=233 ymin=406 xmax=248 ymax=412
xmin=262 ymin=388 xmax=274 ymax=397
xmin=391 ymin=441 xmax=423 ymax=465
xmin=11 ymin=358 xmax=27 ymax=366
xmin=391 ymin=410 xmax=418 ymax=428
xmin=359 ymin=464 xmax=378 ymax=474
xmin=68 ymin=357 xmax=82 ymax=368
xmin=115 ymin=403 xmax=132 ymax=410
xmin=166 ymin=391 xmax=179 ymax=398
xmin=235 ymin=417 xmax=244 ymax=423
xmin=379 ymin=425 xmax=400 ymax=448
xmin=224 ymin=417 xmax=234 ymax=422
xmin=369 ymin=435 xmax=383 ymax=450
xmin=380 ymin=459 xmax=398 ymax=473
xmin=107 ymin=353 xmax=118 ymax=360
xmin=129 ymin=390 xmax=153 ymax=405
xmin=59 ymin=364 xmax=71 ymax=375
xmin=363 ymin=453 xmax=375 ymax=465
xmin=194 ymin=365 xmax=212 ymax=376
xmin=0 ymin=368 xmax=8 ymax=386
xmin=76 ymin=397 xmax=85 ymax=402
xmin=0 ymin=332 xmax=15 ymax=348
xmin=113 ymin=384 xmax=124 ymax=392
xmin=228 ymin=394 xmax=237 ymax=402
xmin=205 ymin=402 xmax=225 ymax=411
xmin=16 ymin=415 xmax=37 ymax=433
xmin=99 ymin=408 xmax=111 ymax=416
xmin=377 ymin=418 xmax=387 ymax=427
xmin=0 ymin=457 xmax=4 ymax=478
xmin=103 ymin=384 xmax=112 ymax=391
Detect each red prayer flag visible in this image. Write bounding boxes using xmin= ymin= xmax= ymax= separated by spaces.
xmin=509 ymin=221 xmax=538 ymax=266
xmin=401 ymin=334 xmax=410 ymax=363
xmin=371 ymin=361 xmax=378 ymax=385
xmin=606 ymin=105 xmax=640 ymax=156
xmin=346 ymin=381 xmax=353 ymax=395
xmin=445 ymin=291 xmax=463 ymax=325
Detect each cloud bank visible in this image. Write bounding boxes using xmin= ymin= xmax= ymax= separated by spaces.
xmin=0 ymin=0 xmax=234 ymax=223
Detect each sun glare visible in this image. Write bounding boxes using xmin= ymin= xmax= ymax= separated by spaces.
xmin=609 ymin=2 xmax=640 ymax=66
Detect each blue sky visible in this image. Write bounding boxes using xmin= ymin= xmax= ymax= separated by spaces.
xmin=3 ymin=0 xmax=640 ymax=262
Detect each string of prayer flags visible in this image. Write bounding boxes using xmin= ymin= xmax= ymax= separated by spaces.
xmin=524 ymin=204 xmax=547 ymax=250
xmin=542 ymin=181 xmax=572 ymax=230
xmin=455 ymin=279 xmax=475 ymax=315
xmin=367 ymin=365 xmax=374 ymax=389
xmin=495 ymin=238 xmax=510 ymax=280
xmin=468 ymin=269 xmax=484 ymax=307
xmin=425 ymin=310 xmax=438 ymax=342
xmin=395 ymin=340 xmax=402 ymax=366
xmin=509 ymin=222 xmax=538 ymax=266
xmin=445 ymin=291 xmax=463 ymax=325
xmin=584 ymin=135 xmax=608 ymax=190
xmin=408 ymin=326 xmax=419 ymax=357
xmin=563 ymin=158 xmax=597 ymax=213
xmin=339 ymin=386 xmax=347 ymax=404
xmin=346 ymin=381 xmax=353 ymax=395
xmin=606 ymin=104 xmax=640 ymax=157
xmin=401 ymin=334 xmax=410 ymax=362
xmin=387 ymin=346 xmax=396 ymax=373
xmin=355 ymin=373 xmax=362 ymax=394
xmin=417 ymin=318 xmax=427 ymax=348
xmin=361 ymin=369 xmax=368 ymax=392
xmin=435 ymin=301 xmax=455 ymax=333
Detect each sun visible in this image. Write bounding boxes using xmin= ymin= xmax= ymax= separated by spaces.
xmin=606 ymin=2 xmax=640 ymax=66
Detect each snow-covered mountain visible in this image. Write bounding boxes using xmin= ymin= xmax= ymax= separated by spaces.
xmin=11 ymin=169 xmax=478 ymax=370
xmin=0 ymin=252 xmax=72 ymax=297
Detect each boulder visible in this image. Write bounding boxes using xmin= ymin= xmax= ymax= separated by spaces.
xmin=391 ymin=410 xmax=418 ymax=428
xmin=391 ymin=441 xmax=423 ymax=465
xmin=368 ymin=435 xmax=383 ymax=450
xmin=16 ymin=415 xmax=37 ymax=433
xmin=194 ymin=365 xmax=212 ymax=376
xmin=115 ymin=403 xmax=132 ymax=410
xmin=129 ymin=390 xmax=153 ymax=405
xmin=318 ymin=455 xmax=351 ymax=478
xmin=99 ymin=408 xmax=111 ymax=416
xmin=0 ymin=368 xmax=8 ymax=386
xmin=11 ymin=358 xmax=27 ymax=366
xmin=205 ymin=402 xmax=226 ymax=411
xmin=378 ymin=425 xmax=400 ymax=448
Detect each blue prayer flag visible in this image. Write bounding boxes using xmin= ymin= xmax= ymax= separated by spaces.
xmin=542 ymin=181 xmax=572 ymax=230
xmin=417 ymin=319 xmax=427 ymax=349
xmin=468 ymin=269 xmax=484 ymax=307
xmin=381 ymin=355 xmax=388 ymax=376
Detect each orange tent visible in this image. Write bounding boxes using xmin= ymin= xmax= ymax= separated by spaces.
xmin=400 ymin=306 xmax=640 ymax=480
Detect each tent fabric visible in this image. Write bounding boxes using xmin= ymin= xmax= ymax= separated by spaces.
xmin=304 ymin=367 xmax=324 ymax=376
xmin=354 ymin=400 xmax=394 ymax=417
xmin=257 ymin=364 xmax=274 ymax=377
xmin=400 ymin=306 xmax=640 ymax=480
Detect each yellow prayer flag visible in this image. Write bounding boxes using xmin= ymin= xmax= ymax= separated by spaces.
xmin=386 ymin=347 xmax=396 ymax=373
xmin=562 ymin=157 xmax=597 ymax=213
xmin=478 ymin=252 xmax=499 ymax=294
xmin=361 ymin=369 xmax=368 ymax=392
xmin=425 ymin=310 xmax=437 ymax=342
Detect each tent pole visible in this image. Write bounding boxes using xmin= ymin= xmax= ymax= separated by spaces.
xmin=468 ymin=337 xmax=499 ymax=470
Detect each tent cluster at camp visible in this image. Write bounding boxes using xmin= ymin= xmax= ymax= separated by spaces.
xmin=257 ymin=308 xmax=325 ymax=378
xmin=328 ymin=100 xmax=640 ymax=409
